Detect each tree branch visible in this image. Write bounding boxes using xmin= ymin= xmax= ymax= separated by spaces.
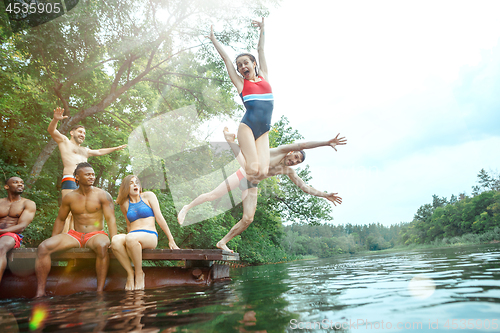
xmin=52 ymin=81 xmax=71 ymax=117
xmin=101 ymin=110 xmax=134 ymax=131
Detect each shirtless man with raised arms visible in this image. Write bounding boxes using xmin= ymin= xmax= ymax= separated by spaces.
xmin=35 ymin=162 xmax=117 ymax=297
xmin=178 ymin=128 xmax=347 ymax=252
xmin=48 ymin=107 xmax=126 ymax=231
xmin=0 ymin=177 xmax=36 ymax=285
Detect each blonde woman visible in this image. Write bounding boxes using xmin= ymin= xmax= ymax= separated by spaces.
xmin=112 ymin=175 xmax=179 ymax=290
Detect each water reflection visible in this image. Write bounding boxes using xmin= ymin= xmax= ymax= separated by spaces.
xmin=104 ymin=291 xmax=159 ymax=332
xmin=0 ymin=244 xmax=499 ymax=332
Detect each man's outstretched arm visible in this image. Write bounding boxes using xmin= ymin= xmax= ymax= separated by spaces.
xmin=88 ymin=144 xmax=127 ymax=157
xmin=284 ymin=168 xmax=342 ymax=206
xmin=275 ymin=133 xmax=347 ymax=155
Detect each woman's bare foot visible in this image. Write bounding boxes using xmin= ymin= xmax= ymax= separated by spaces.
xmin=125 ymin=275 xmax=134 ymax=291
xmin=216 ymin=241 xmax=233 ymax=253
xmin=134 ymin=272 xmax=145 ymax=290
xmin=169 ymin=241 xmax=180 ymax=250
xmin=177 ymin=205 xmax=189 ymax=225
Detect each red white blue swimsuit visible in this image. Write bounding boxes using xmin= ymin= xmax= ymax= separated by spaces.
xmin=239 ymin=76 xmax=274 ymax=139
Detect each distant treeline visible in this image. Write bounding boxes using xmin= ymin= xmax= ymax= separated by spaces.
xmin=282 ymin=169 xmax=500 ymax=259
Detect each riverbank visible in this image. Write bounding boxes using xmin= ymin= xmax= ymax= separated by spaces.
xmin=286 ymin=231 xmax=500 ymax=263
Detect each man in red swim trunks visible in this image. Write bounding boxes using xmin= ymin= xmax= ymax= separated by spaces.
xmin=35 ymin=162 xmax=117 ymax=297
xmin=0 ymin=176 xmax=36 ymax=285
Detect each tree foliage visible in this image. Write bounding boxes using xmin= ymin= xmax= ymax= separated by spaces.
xmin=1 ymin=0 xmax=278 ymax=187
xmin=401 ymin=169 xmax=500 ymax=245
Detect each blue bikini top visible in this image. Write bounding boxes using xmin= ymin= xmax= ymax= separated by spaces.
xmin=127 ymin=197 xmax=154 ymax=223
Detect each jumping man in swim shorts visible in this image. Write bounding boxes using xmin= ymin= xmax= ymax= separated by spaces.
xmin=178 ymin=128 xmax=347 ymax=252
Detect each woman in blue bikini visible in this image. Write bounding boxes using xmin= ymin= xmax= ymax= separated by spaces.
xmin=209 ymin=18 xmax=272 ymax=185
xmin=112 ymin=175 xmax=179 ymax=290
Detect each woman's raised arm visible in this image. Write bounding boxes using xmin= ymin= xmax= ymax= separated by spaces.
xmin=253 ymin=18 xmax=268 ymax=81
xmin=208 ymin=25 xmax=244 ymax=92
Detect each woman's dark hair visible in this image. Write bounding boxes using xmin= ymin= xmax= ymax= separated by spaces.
xmin=235 ymin=53 xmax=258 ymax=77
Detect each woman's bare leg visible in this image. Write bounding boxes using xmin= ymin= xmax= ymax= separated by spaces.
xmin=111 ymin=234 xmax=135 ymax=291
xmin=254 ymin=132 xmax=270 ymax=175
xmin=237 ymin=124 xmax=260 ymax=180
xmin=125 ymin=232 xmax=158 ymax=290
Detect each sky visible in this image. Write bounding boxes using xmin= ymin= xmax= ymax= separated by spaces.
xmin=208 ymin=0 xmax=500 ymax=226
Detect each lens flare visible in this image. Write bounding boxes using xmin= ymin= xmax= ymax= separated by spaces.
xmin=408 ymin=275 xmax=436 ymax=299
xmin=29 ymin=305 xmax=48 ymax=331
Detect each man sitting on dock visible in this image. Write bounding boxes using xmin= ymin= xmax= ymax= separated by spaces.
xmin=0 ymin=176 xmax=36 ymax=285
xmin=35 ymin=162 xmax=117 ymax=297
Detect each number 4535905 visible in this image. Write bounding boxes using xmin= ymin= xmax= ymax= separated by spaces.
xmin=6 ymin=2 xmax=62 ymax=14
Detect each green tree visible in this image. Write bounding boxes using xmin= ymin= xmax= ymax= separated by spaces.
xmin=472 ymin=169 xmax=500 ymax=195
xmin=1 ymin=0 xmax=277 ymax=187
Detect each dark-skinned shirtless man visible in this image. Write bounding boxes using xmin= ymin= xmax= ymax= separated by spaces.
xmin=35 ymin=162 xmax=117 ymax=297
xmin=0 ymin=177 xmax=36 ymax=285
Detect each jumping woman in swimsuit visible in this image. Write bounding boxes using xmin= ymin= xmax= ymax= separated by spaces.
xmin=112 ymin=175 xmax=179 ymax=290
xmin=208 ymin=18 xmax=272 ymax=185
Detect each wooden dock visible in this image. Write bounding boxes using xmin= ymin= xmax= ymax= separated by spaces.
xmin=8 ymin=248 xmax=240 ymax=262
xmin=1 ymin=248 xmax=241 ymax=299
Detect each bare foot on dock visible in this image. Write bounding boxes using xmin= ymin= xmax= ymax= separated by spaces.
xmin=135 ymin=272 xmax=145 ymax=290
xmin=216 ymin=241 xmax=233 ymax=253
xmin=177 ymin=205 xmax=189 ymax=225
xmin=125 ymin=275 xmax=134 ymax=291
xmin=34 ymin=292 xmax=46 ymax=298
xmin=169 ymin=240 xmax=180 ymax=250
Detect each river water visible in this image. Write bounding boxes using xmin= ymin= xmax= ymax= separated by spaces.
xmin=1 ymin=243 xmax=499 ymax=332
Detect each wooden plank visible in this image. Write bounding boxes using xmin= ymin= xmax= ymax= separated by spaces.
xmin=8 ymin=248 xmax=240 ymax=261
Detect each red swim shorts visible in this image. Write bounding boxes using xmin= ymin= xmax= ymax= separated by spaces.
xmin=67 ymin=229 xmax=108 ymax=248
xmin=0 ymin=233 xmax=23 ymax=248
